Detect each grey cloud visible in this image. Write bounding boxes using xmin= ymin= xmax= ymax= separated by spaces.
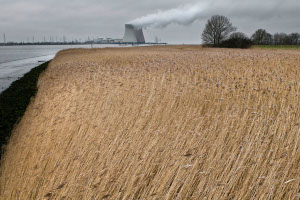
xmin=0 ymin=0 xmax=299 ymax=43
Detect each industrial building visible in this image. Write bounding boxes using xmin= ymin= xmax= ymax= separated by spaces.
xmin=122 ymin=24 xmax=145 ymax=44
xmin=93 ymin=37 xmax=122 ymax=44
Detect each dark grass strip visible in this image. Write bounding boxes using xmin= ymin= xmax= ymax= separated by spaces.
xmin=0 ymin=61 xmax=50 ymax=158
xmin=254 ymin=45 xmax=300 ymax=49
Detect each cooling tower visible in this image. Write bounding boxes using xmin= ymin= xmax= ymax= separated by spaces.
xmin=122 ymin=24 xmax=145 ymax=43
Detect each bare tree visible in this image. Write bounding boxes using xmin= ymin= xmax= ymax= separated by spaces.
xmin=202 ymin=15 xmax=236 ymax=46
xmin=289 ymin=33 xmax=300 ymax=45
xmin=264 ymin=33 xmax=273 ymax=45
xmin=230 ymin=32 xmax=248 ymax=39
xmin=251 ymin=29 xmax=273 ymax=45
xmin=274 ymin=33 xmax=289 ymax=45
xmin=273 ymin=32 xmax=300 ymax=45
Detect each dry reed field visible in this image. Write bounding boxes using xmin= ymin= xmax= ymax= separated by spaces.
xmin=1 ymin=46 xmax=300 ymax=199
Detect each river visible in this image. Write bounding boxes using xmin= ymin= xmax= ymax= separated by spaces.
xmin=0 ymin=44 xmax=121 ymax=93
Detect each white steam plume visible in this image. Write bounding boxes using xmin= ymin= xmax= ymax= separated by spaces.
xmin=129 ymin=3 xmax=209 ymax=29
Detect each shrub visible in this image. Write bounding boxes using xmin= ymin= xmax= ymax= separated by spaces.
xmin=220 ymin=32 xmax=253 ymax=48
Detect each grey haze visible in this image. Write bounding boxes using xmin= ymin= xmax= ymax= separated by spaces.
xmin=0 ymin=0 xmax=299 ymax=44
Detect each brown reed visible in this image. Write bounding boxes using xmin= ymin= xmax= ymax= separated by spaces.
xmin=0 ymin=46 xmax=299 ymax=199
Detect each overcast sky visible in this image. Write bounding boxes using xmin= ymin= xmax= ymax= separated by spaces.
xmin=0 ymin=0 xmax=299 ymax=44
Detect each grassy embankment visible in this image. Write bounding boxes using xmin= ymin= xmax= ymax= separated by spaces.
xmin=0 ymin=46 xmax=300 ymax=199
xmin=254 ymin=45 xmax=300 ymax=49
xmin=0 ymin=61 xmax=50 ymax=158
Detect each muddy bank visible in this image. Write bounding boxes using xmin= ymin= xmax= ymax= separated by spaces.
xmin=0 ymin=61 xmax=50 ymax=157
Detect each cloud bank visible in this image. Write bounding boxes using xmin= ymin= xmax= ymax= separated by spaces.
xmin=0 ymin=0 xmax=299 ymax=43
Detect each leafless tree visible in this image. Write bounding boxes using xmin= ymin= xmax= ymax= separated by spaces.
xmin=202 ymin=15 xmax=236 ymax=46
xmin=251 ymin=29 xmax=273 ymax=45
xmin=274 ymin=33 xmax=289 ymax=45
xmin=289 ymin=33 xmax=300 ymax=45
xmin=273 ymin=32 xmax=300 ymax=45
xmin=230 ymin=32 xmax=248 ymax=39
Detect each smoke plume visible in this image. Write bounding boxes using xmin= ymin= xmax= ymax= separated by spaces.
xmin=128 ymin=0 xmax=294 ymax=30
xmin=129 ymin=3 xmax=209 ymax=29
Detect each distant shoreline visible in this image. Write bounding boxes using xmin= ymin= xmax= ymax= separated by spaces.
xmin=0 ymin=42 xmax=167 ymax=47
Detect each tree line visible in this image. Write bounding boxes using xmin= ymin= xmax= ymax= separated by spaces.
xmin=202 ymin=15 xmax=300 ymax=48
xmin=252 ymin=29 xmax=300 ymax=45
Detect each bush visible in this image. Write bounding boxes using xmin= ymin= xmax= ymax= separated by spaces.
xmin=220 ymin=32 xmax=253 ymax=48
xmin=220 ymin=38 xmax=253 ymax=48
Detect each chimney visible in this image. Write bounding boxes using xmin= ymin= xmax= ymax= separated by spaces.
xmin=122 ymin=24 xmax=145 ymax=43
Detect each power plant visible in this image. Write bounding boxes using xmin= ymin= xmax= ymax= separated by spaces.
xmin=0 ymin=24 xmax=167 ymax=46
xmin=122 ymin=24 xmax=145 ymax=44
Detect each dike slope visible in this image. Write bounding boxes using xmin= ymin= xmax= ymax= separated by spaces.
xmin=0 ymin=46 xmax=300 ymax=199
xmin=0 ymin=61 xmax=50 ymax=158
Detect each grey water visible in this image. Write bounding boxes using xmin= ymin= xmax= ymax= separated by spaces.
xmin=0 ymin=44 xmax=121 ymax=93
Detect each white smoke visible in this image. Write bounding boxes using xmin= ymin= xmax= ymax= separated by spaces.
xmin=128 ymin=1 xmax=292 ymax=30
xmin=129 ymin=3 xmax=209 ymax=29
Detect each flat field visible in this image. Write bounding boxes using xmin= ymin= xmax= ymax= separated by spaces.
xmin=1 ymin=46 xmax=300 ymax=199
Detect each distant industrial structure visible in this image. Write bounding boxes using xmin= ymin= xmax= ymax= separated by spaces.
xmin=122 ymin=24 xmax=145 ymax=44
xmin=92 ymin=37 xmax=122 ymax=44
xmin=89 ymin=24 xmax=165 ymax=45
xmin=3 ymin=33 xmax=6 ymax=44
xmin=0 ymin=25 xmax=167 ymax=46
xmin=91 ymin=24 xmax=146 ymax=44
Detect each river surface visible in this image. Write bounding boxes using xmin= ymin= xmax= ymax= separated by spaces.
xmin=0 ymin=44 xmax=121 ymax=93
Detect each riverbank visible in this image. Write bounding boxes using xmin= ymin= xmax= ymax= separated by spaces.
xmin=0 ymin=44 xmax=125 ymax=93
xmin=0 ymin=61 xmax=50 ymax=157
xmin=1 ymin=46 xmax=300 ymax=199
